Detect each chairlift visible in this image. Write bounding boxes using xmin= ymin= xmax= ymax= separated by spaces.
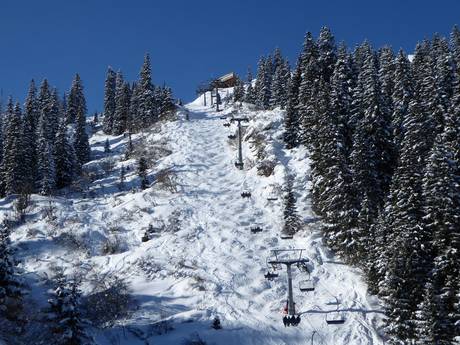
xmin=264 ymin=271 xmax=278 ymax=280
xmin=325 ymin=297 xmax=346 ymax=325
xmin=228 ymin=134 xmax=236 ymax=140
xmin=299 ymin=274 xmax=315 ymax=292
xmin=223 ymin=122 xmax=231 ymax=127
xmin=266 ymin=255 xmax=281 ymax=271
xmin=250 ymin=225 xmax=263 ymax=234
xmin=282 ymin=314 xmax=301 ymax=327
xmin=241 ymin=191 xmax=251 ymax=198
xmin=141 ymin=232 xmax=150 ymax=243
xmin=296 ymin=261 xmax=309 ymax=272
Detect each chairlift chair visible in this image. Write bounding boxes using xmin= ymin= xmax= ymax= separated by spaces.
xmin=141 ymin=232 xmax=150 ymax=242
xmin=326 ymin=311 xmax=346 ymax=325
xmin=325 ymin=297 xmax=345 ymax=325
xmin=241 ymin=191 xmax=251 ymax=198
xmin=228 ymin=134 xmax=236 ymax=140
xmin=266 ymin=256 xmax=281 ymax=271
xmin=283 ymin=314 xmax=301 ymax=327
xmin=250 ymin=225 xmax=263 ymax=234
xmin=264 ymin=271 xmax=278 ymax=280
xmin=299 ymin=279 xmax=315 ymax=292
xmin=297 ymin=261 xmax=309 ymax=272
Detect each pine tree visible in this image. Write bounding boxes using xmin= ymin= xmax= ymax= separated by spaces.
xmin=49 ymin=88 xmax=62 ymax=140
xmin=54 ymin=120 xmax=75 ymax=189
xmin=137 ymin=156 xmax=149 ymax=190
xmin=284 ymin=59 xmax=302 ymax=149
xmin=37 ymin=79 xmax=54 ymax=143
xmin=233 ymin=77 xmax=245 ymax=102
xmin=138 ymin=54 xmax=156 ymax=127
xmin=37 ymin=80 xmax=56 ymax=195
xmin=380 ymin=97 xmax=433 ymax=343
xmin=377 ymin=46 xmax=396 ymax=195
xmin=73 ymin=106 xmax=90 ymax=172
xmin=298 ymin=32 xmax=320 ymax=147
xmin=391 ymin=50 xmax=413 ymax=152
xmin=112 ymin=72 xmax=130 ymax=135
xmin=129 ymin=82 xmax=140 ymax=132
xmin=431 ymin=34 xmax=454 ymax=107
xmin=0 ymin=224 xmax=22 ymax=319
xmin=270 ymin=49 xmax=290 ymax=109
xmin=282 ymin=176 xmax=302 ymax=236
xmin=244 ymin=67 xmax=256 ymax=104
xmin=417 ymin=132 xmax=460 ymax=343
xmin=349 ymin=49 xmax=386 ymax=258
xmin=254 ymin=56 xmax=273 ymax=109
xmin=118 ymin=165 xmax=125 ymax=191
xmin=37 ymin=139 xmax=56 ymax=196
xmin=272 ymin=47 xmax=284 ymax=75
xmin=46 ymin=273 xmax=93 ymax=345
xmin=102 ymin=67 xmax=116 ymax=134
xmin=330 ymin=43 xmax=354 ymax=155
xmin=22 ymin=79 xmax=40 ymax=191
xmin=66 ymin=74 xmax=86 ymax=125
xmin=104 ymin=138 xmax=110 ymax=154
xmin=415 ymin=281 xmax=440 ymax=345
xmin=254 ymin=56 xmax=267 ymax=108
xmin=269 ymin=63 xmax=285 ymax=109
xmin=317 ymin=26 xmax=337 ymax=83
xmin=2 ymin=100 xmax=24 ymax=196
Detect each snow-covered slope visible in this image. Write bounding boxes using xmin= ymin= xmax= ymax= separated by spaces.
xmin=7 ymin=90 xmax=385 ymax=344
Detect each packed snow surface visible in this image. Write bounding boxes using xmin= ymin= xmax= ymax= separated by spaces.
xmin=10 ymin=91 xmax=385 ymax=344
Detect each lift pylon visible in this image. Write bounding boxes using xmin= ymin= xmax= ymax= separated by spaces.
xmin=267 ymin=249 xmax=309 ymax=319
xmin=231 ymin=117 xmax=249 ymax=170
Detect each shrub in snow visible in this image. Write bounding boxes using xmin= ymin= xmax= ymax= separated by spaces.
xmin=42 ymin=200 xmax=57 ymax=221
xmin=165 ymin=209 xmax=184 ymax=233
xmin=84 ymin=272 xmax=133 ymax=328
xmin=13 ymin=189 xmax=32 ymax=222
xmin=154 ymin=167 xmax=178 ymax=193
xmin=99 ymin=157 xmax=116 ymax=176
xmin=137 ymin=255 xmax=162 ymax=280
xmin=55 ymin=232 xmax=88 ymax=254
xmin=211 ymin=316 xmax=222 ymax=330
xmin=101 ymin=234 xmax=125 ymax=255
xmin=256 ymin=159 xmax=276 ymax=177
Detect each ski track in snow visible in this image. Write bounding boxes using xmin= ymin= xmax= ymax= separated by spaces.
xmin=11 ymin=92 xmax=385 ymax=344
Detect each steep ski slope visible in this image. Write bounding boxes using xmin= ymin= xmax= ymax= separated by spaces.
xmin=108 ymin=94 xmax=386 ymax=344
xmin=8 ymin=92 xmax=385 ymax=344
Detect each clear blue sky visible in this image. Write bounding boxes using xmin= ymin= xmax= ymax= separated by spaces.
xmin=0 ymin=0 xmax=458 ymax=113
